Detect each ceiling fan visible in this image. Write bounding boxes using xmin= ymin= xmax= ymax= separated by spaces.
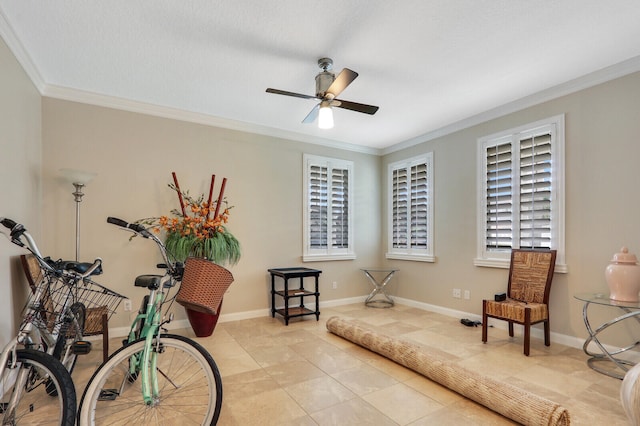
xmin=266 ymin=58 xmax=379 ymax=129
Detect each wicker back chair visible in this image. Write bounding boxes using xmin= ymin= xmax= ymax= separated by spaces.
xmin=482 ymin=249 xmax=557 ymax=356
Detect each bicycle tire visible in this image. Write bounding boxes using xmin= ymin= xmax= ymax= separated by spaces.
xmin=79 ymin=334 xmax=222 ymax=425
xmin=1 ymin=348 xmax=77 ymax=425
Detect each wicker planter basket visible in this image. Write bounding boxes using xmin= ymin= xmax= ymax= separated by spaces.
xmin=176 ymin=257 xmax=234 ymax=315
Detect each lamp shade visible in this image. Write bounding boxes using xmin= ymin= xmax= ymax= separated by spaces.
xmin=318 ymin=104 xmax=334 ymax=129
xmin=59 ymin=168 xmax=97 ymax=185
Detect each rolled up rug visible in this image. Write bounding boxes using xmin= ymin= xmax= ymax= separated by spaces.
xmin=326 ymin=316 xmax=570 ymax=426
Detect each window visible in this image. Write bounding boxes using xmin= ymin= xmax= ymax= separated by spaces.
xmin=303 ymin=154 xmax=355 ymax=261
xmin=476 ymin=115 xmax=566 ymax=272
xmin=386 ymin=153 xmax=434 ymax=262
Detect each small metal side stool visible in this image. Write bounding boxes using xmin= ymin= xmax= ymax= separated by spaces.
xmin=361 ymin=268 xmax=398 ymax=308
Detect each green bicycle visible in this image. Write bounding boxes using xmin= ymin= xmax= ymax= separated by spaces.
xmin=78 ymin=217 xmax=223 ymax=425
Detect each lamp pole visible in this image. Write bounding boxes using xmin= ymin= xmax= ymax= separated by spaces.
xmin=60 ymin=168 xmax=96 ymax=262
xmin=72 ymin=182 xmax=86 ymax=261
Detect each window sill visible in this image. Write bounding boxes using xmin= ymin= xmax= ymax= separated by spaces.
xmin=303 ymin=254 xmax=356 ymax=262
xmin=474 ymin=258 xmax=568 ymax=273
xmin=386 ymin=253 xmax=435 ymax=263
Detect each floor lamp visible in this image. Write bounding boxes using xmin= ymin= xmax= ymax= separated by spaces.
xmin=60 ymin=169 xmax=97 ymax=261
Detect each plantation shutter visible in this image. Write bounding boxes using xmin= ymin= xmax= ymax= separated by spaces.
xmin=331 ymin=167 xmax=349 ymax=248
xmin=485 ymin=142 xmax=513 ymax=251
xmin=304 ymin=154 xmax=354 ymax=260
xmin=519 ymin=133 xmax=552 ymax=249
xmin=309 ymin=165 xmax=328 ymax=248
xmin=411 ymin=163 xmax=428 ymax=248
xmin=477 ymin=115 xmax=564 ymax=269
xmin=392 ymin=162 xmax=429 ymax=249
xmin=392 ymin=168 xmax=408 ymax=248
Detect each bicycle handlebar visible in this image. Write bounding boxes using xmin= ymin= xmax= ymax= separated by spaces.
xmin=1 ymin=216 xmax=103 ymax=279
xmin=107 ymin=217 xmax=153 ymax=238
xmin=107 ymin=216 xmax=181 ymax=278
xmin=1 ymin=217 xmax=18 ymax=230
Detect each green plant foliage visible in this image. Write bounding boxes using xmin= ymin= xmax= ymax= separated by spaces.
xmin=165 ymin=226 xmax=241 ymax=265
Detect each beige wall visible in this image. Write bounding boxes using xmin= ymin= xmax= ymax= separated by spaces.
xmin=382 ymin=71 xmax=640 ymax=344
xmin=0 ymin=36 xmax=42 ymax=344
xmin=41 ymin=99 xmax=381 ymax=329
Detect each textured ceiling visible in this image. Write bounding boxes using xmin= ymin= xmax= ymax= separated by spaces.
xmin=2 ymin=1 xmax=640 ymax=152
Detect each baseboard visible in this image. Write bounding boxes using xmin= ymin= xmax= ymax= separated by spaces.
xmin=102 ymin=295 xmax=623 ymax=356
xmin=392 ymin=296 xmax=587 ymax=351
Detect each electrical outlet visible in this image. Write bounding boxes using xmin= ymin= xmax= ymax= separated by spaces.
xmin=453 ymin=288 xmax=461 ymax=298
xmin=464 ymin=290 xmax=470 ymax=300
xmin=123 ymin=299 xmax=132 ymax=312
xmin=332 ymin=281 xmax=338 ymax=289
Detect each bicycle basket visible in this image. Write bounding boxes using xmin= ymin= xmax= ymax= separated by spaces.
xmin=24 ymin=273 xmax=126 ymax=333
xmin=176 ymin=257 xmax=234 ymax=315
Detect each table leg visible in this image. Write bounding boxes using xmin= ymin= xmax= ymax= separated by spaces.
xmin=364 ymin=270 xmax=395 ymax=308
xmin=315 ymin=273 xmax=320 ymax=320
xmin=271 ymin=274 xmax=276 ymax=318
xmin=582 ymin=301 xmax=640 ymax=379
xmin=284 ymin=277 xmax=289 ymax=325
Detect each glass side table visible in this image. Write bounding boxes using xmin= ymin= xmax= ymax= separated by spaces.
xmin=574 ymin=292 xmax=640 ymax=379
xmin=361 ymin=268 xmax=398 ymax=308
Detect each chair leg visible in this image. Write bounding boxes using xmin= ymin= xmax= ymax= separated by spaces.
xmin=508 ymin=321 xmax=514 ymax=337
xmin=524 ymin=308 xmax=531 ymax=356
xmin=101 ymin=313 xmax=109 ymax=363
xmin=544 ymin=319 xmax=550 ymax=346
xmin=482 ymin=300 xmax=488 ymax=343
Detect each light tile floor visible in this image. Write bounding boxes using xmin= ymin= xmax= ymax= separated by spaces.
xmin=73 ymin=303 xmax=630 ymax=425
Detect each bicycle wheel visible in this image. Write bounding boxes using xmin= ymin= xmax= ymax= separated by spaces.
xmin=79 ymin=334 xmax=222 ymax=425
xmin=0 ymin=348 xmax=77 ymax=425
xmin=52 ymin=301 xmax=86 ymax=373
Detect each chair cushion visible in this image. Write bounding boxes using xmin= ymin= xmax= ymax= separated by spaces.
xmin=485 ymin=299 xmax=548 ymax=323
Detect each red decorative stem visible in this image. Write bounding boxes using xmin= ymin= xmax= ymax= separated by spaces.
xmin=171 ymin=172 xmax=187 ymax=217
xmin=213 ymin=177 xmax=227 ymax=219
xmin=206 ymin=175 xmax=215 ymax=220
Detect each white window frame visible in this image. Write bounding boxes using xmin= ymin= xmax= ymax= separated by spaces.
xmin=475 ymin=115 xmax=566 ymax=272
xmin=386 ymin=152 xmax=435 ymax=262
xmin=303 ymin=154 xmax=355 ymax=262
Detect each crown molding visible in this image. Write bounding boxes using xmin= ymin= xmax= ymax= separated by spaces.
xmin=0 ymin=8 xmax=45 ymax=92
xmin=41 ymin=84 xmax=380 ymax=156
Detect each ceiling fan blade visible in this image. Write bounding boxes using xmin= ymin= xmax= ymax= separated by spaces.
xmin=266 ymin=88 xmax=317 ymax=100
xmin=302 ymin=104 xmax=320 ymax=124
xmin=325 ymin=68 xmax=358 ymax=98
xmin=334 ymin=99 xmax=379 ymax=115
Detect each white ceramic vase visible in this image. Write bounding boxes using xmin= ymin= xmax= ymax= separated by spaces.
xmin=605 ymin=247 xmax=640 ymax=302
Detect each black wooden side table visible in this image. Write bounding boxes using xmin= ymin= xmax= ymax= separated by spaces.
xmin=269 ymin=267 xmax=321 ymax=325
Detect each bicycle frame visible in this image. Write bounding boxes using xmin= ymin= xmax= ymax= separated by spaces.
xmin=0 ymin=303 xmax=58 ymax=420
xmin=126 ymin=287 xmax=166 ymax=404
xmin=0 ymin=339 xmax=27 ymax=418
xmin=108 ymin=217 xmax=183 ymax=405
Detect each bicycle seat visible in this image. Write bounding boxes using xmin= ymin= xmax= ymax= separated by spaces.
xmin=135 ymin=275 xmax=162 ymax=290
xmin=62 ymin=261 xmax=103 ymax=276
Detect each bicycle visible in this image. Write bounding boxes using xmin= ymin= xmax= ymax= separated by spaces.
xmin=0 ymin=217 xmax=78 ymax=425
xmin=0 ymin=218 xmax=126 ymax=379
xmin=78 ymin=217 xmax=223 ymax=425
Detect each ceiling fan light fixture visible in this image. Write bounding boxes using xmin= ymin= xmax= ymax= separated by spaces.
xmin=318 ymin=104 xmax=334 ymax=129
